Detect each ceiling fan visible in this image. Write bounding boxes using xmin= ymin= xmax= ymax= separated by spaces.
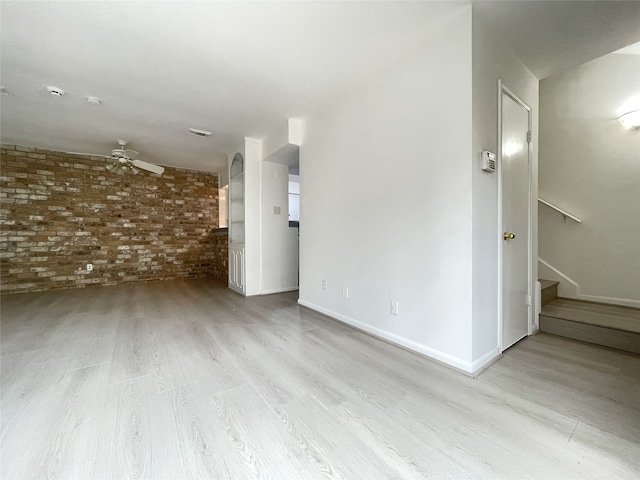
xmin=106 ymin=140 xmax=165 ymax=176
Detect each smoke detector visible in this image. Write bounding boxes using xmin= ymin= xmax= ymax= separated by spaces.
xmin=46 ymin=86 xmax=65 ymax=96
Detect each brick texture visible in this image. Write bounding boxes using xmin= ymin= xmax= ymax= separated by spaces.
xmin=0 ymin=144 xmax=229 ymax=294
xmin=210 ymin=229 xmax=229 ymax=282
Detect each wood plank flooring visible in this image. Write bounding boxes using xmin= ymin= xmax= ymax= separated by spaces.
xmin=1 ymin=278 xmax=639 ymax=479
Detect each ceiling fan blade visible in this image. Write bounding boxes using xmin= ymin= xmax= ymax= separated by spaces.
xmin=132 ymin=159 xmax=164 ymax=175
xmin=125 ymin=149 xmax=139 ymax=159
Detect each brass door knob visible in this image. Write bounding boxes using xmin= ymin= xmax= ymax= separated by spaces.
xmin=503 ymin=232 xmax=516 ymax=240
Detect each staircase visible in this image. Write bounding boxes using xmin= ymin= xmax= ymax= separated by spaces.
xmin=539 ymin=280 xmax=640 ymax=355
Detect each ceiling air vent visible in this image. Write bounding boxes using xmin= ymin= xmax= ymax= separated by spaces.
xmin=189 ymin=128 xmax=212 ymax=137
xmin=46 ymin=86 xmax=65 ymax=96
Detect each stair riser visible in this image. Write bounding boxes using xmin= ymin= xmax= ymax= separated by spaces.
xmin=541 ymin=285 xmax=558 ymax=307
xmin=540 ymin=315 xmax=640 ymax=355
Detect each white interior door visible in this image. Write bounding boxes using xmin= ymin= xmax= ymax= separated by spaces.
xmin=501 ymin=87 xmax=531 ymax=351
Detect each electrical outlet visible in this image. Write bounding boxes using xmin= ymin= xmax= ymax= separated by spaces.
xmin=391 ymin=300 xmax=399 ymax=315
xmin=86 ymin=263 xmax=93 ymax=272
xmin=322 ymin=279 xmax=327 ymax=291
xmin=342 ymin=285 xmax=349 ymax=299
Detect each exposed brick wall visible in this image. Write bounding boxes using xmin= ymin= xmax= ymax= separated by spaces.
xmin=210 ymin=229 xmax=229 ymax=284
xmin=0 ymin=144 xmax=229 ymax=294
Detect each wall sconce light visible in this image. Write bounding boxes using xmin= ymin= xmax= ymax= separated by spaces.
xmin=619 ymin=109 xmax=640 ymax=129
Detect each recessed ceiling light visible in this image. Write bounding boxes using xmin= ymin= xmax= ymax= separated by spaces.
xmin=87 ymin=96 xmax=102 ymax=105
xmin=189 ymin=128 xmax=212 ymax=137
xmin=46 ymin=86 xmax=64 ymax=96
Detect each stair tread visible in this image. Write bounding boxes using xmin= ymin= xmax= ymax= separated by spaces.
xmin=541 ymin=298 xmax=640 ymax=334
xmin=539 ymin=279 xmax=559 ymax=290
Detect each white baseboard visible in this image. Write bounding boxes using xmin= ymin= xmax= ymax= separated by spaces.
xmin=470 ymin=348 xmax=501 ymax=377
xmin=577 ymin=294 xmax=640 ymax=309
xmin=261 ymin=286 xmax=299 ymax=295
xmin=297 ymin=299 xmax=482 ymax=374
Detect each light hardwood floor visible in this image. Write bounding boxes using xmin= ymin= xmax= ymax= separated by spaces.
xmin=1 ymin=278 xmax=639 ymax=479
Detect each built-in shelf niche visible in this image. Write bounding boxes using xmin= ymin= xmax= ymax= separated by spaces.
xmin=229 ymin=154 xmax=245 ymax=245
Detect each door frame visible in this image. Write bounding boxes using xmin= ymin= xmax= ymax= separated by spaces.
xmin=497 ymin=80 xmax=534 ymax=352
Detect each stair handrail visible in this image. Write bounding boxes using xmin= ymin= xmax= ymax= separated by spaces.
xmin=538 ymin=198 xmax=582 ymax=223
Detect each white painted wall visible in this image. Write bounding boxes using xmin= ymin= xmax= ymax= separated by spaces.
xmin=234 ymin=122 xmax=301 ymax=297
xmin=471 ymin=7 xmax=539 ymax=364
xmin=218 ymin=165 xmax=229 ymax=189
xmin=539 ymin=52 xmax=640 ymax=306
xmin=261 ymin=161 xmax=299 ymax=294
xmin=263 ymin=119 xmax=303 ymax=161
xmin=288 ymin=118 xmax=304 ymax=146
xmin=299 ymin=4 xmax=475 ymax=370
xmin=262 ymin=122 xmax=289 ymax=161
xmin=244 ymin=138 xmax=262 ymax=296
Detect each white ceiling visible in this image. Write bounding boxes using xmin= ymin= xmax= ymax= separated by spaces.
xmin=2 ymin=1 xmax=639 ymax=173
xmin=0 ymin=1 xmax=455 ymax=172
xmin=473 ymin=1 xmax=640 ymax=80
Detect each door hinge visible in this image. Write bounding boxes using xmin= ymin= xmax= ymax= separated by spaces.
xmin=526 ymin=131 xmax=532 ymax=143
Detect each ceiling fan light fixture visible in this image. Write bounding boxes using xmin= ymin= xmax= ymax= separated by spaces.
xmin=105 ymin=140 xmax=163 ymax=176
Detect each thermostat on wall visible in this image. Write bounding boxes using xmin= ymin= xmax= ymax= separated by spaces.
xmin=481 ymin=150 xmax=496 ymax=173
